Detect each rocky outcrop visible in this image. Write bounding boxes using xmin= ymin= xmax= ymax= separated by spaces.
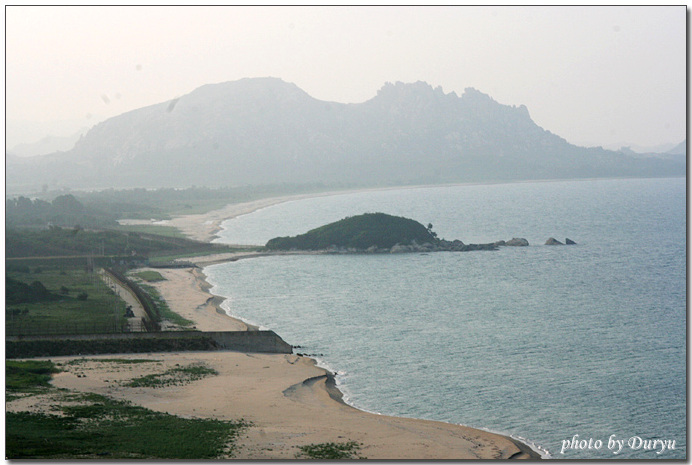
xmin=493 ymin=238 xmax=529 ymax=247
xmin=390 ymin=241 xmax=436 ymax=253
xmin=436 ymin=239 xmax=497 ymax=252
xmin=388 ymin=240 xmax=499 ymax=253
xmin=565 ymin=238 xmax=577 ymax=245
xmin=545 ymin=237 xmax=564 ymax=245
xmin=504 ymin=238 xmax=529 ymax=247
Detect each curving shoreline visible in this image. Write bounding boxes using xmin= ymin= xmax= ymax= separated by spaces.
xmin=139 ymin=196 xmax=544 ymax=459
xmin=184 ymin=257 xmax=543 ymax=458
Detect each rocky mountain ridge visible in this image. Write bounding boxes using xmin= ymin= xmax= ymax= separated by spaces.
xmin=6 ymin=77 xmax=685 ymax=192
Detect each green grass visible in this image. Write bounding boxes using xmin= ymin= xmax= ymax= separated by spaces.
xmin=6 ymin=360 xmax=249 ymax=459
xmin=6 ymin=393 xmax=249 ymax=459
xmin=6 ymin=267 xmax=128 ymax=336
xmin=6 ymin=360 xmax=60 ymax=396
xmin=132 ymin=270 xmax=166 ymax=282
xmin=296 ymin=441 xmax=363 ymax=459
xmin=124 ymin=364 xmax=218 ymax=388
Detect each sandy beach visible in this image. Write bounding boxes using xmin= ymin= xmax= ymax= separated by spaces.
xmin=155 ymin=190 xmax=359 ymax=243
xmin=9 ymin=196 xmax=542 ymax=459
xmin=22 ymin=349 xmax=533 ymax=460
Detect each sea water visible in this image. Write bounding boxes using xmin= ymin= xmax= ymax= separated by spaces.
xmin=206 ymin=177 xmax=686 ymax=459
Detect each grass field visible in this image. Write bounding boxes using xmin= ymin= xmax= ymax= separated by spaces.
xmin=6 ymin=264 xmax=128 ymax=336
xmin=132 ymin=270 xmax=166 ymax=282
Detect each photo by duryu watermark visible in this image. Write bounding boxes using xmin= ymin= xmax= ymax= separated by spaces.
xmin=560 ymin=434 xmax=677 ymax=456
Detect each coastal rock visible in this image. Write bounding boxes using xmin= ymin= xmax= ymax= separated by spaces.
xmin=545 ymin=237 xmax=563 ymax=245
xmin=438 ymin=239 xmax=467 ymax=251
xmin=565 ymin=238 xmax=577 ymax=245
xmin=505 ymin=238 xmax=529 ymax=247
xmin=390 ymin=243 xmax=412 ymax=253
xmin=461 ymin=243 xmax=498 ymax=251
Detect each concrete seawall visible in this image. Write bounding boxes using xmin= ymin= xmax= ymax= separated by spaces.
xmin=204 ymin=330 xmax=293 ymax=353
xmin=7 ymin=330 xmax=293 ymax=355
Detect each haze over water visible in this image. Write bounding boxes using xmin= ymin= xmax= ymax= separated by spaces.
xmin=206 ymin=177 xmax=686 ymax=459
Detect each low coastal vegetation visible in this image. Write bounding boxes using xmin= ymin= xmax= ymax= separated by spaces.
xmin=6 ymin=360 xmax=59 ymax=399
xmin=125 ymin=364 xmax=218 ymax=388
xmin=132 ymin=270 xmax=166 ymax=282
xmin=133 ymin=279 xmax=196 ymax=328
xmin=296 ymin=441 xmax=363 ymax=459
xmin=6 ymin=360 xmax=249 ymax=459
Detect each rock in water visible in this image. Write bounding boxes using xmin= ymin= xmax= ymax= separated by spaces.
xmin=565 ymin=238 xmax=577 ymax=245
xmin=545 ymin=237 xmax=564 ymax=245
xmin=505 ymin=238 xmax=529 ymax=246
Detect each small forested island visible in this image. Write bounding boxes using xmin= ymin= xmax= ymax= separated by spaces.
xmin=264 ymin=212 xmax=527 ymax=253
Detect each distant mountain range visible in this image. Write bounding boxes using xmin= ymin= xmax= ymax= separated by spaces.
xmin=6 ymin=77 xmax=685 ymax=192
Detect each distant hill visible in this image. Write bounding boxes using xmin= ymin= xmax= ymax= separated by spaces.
xmin=618 ymin=139 xmax=686 ymax=162
xmin=667 ymin=140 xmax=686 ymax=156
xmin=6 ymin=78 xmax=685 ymax=192
xmin=6 ymin=130 xmax=86 ymax=158
xmin=265 ymin=213 xmax=437 ymax=251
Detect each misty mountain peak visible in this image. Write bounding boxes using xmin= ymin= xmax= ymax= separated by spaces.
xmin=187 ymin=77 xmax=308 ymax=100
xmin=175 ymin=77 xmax=314 ymax=114
xmin=7 ymin=77 xmax=684 ymax=191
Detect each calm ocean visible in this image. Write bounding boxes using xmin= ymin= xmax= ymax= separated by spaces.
xmin=206 ymin=177 xmax=686 ymax=459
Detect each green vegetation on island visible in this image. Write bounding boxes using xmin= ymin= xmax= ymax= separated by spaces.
xmin=264 ymin=212 xmax=513 ymax=253
xmin=265 ymin=213 xmax=438 ymax=251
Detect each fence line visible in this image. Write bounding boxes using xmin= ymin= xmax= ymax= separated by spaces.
xmin=6 ymin=320 xmax=128 ymax=337
xmin=103 ymin=268 xmax=161 ymax=331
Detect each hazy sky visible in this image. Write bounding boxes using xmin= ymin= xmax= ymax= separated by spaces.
xmin=5 ymin=5 xmax=687 ymax=149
